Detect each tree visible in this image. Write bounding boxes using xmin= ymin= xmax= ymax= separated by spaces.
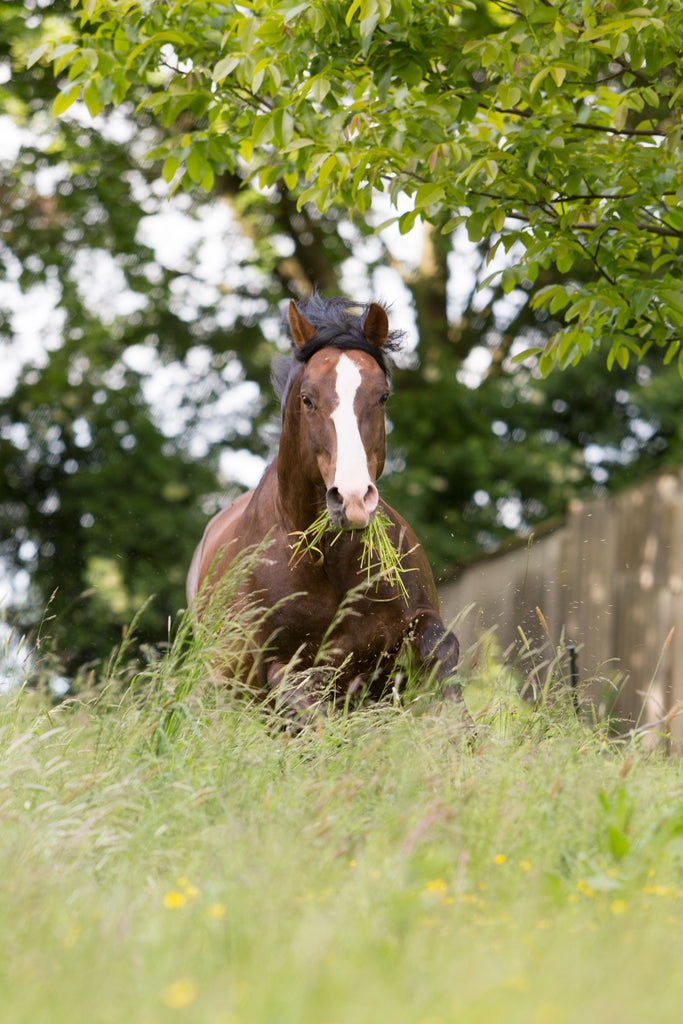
xmin=3 ymin=0 xmax=683 ymax=672
xmin=42 ymin=0 xmax=683 ymax=374
xmin=1 ymin=1 xmax=249 ymax=666
xmin=1 ymin=0 xmax=389 ymax=668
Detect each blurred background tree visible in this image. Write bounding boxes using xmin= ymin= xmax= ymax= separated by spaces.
xmin=2 ymin=0 xmax=682 ymax=672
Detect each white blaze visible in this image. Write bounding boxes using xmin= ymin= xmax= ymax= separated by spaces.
xmin=331 ymin=354 xmax=372 ymax=498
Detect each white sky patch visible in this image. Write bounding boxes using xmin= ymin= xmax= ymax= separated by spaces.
xmin=138 ymin=200 xmax=261 ymax=328
xmin=219 ymin=449 xmax=266 ymax=488
xmin=122 ymin=344 xmax=261 ymax=453
xmin=371 ymin=190 xmax=424 ymax=272
xmin=457 ymin=346 xmax=493 ymax=389
xmin=58 ymin=100 xmax=139 ymax=146
xmin=447 ymin=228 xmax=480 ymax=320
xmin=330 ymin=354 xmax=372 ymax=498
xmin=0 ymin=275 xmax=65 ymax=397
xmin=71 ymin=248 xmax=149 ymax=322
xmin=0 ymin=115 xmax=36 ymax=161
xmin=138 ymin=201 xmax=251 ymax=282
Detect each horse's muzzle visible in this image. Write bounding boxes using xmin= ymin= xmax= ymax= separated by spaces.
xmin=326 ymin=483 xmax=379 ymax=530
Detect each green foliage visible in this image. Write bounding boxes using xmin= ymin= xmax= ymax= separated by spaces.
xmin=5 ymin=0 xmax=683 ymax=673
xmin=43 ymin=0 xmax=683 ymax=373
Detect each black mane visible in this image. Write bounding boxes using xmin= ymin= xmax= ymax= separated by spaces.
xmin=272 ymin=294 xmax=404 ymax=409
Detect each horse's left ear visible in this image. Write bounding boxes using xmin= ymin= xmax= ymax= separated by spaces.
xmin=288 ymin=300 xmax=317 ymax=348
xmin=363 ymin=303 xmax=389 ymax=348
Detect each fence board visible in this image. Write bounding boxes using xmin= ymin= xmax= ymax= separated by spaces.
xmin=439 ymin=470 xmax=683 ymax=745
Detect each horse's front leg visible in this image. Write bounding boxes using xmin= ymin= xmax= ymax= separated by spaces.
xmin=265 ymin=661 xmax=328 ymax=724
xmin=409 ymin=611 xmax=471 ymax=717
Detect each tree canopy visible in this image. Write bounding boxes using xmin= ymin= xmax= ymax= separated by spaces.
xmin=3 ymin=0 xmax=683 ymax=673
xmin=42 ymin=0 xmax=683 ymax=375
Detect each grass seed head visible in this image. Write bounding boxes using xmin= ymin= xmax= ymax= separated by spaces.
xmin=289 ymin=508 xmax=413 ymax=602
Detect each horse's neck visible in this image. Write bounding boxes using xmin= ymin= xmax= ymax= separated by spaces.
xmin=274 ymin=453 xmax=322 ymax=532
xmin=274 ymin=389 xmax=324 ymax=531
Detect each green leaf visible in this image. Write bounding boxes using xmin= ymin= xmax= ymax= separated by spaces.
xmin=345 ymin=0 xmax=363 ymax=26
xmin=310 ymin=77 xmax=331 ymax=104
xmin=82 ymin=78 xmax=102 ymax=118
xmin=491 ymin=208 xmax=506 ymax=232
xmin=186 ymin=146 xmax=205 ymax=183
xmin=212 ymin=55 xmax=240 ymax=83
xmin=51 ymin=42 xmax=81 ymax=75
xmin=613 ymin=102 xmax=628 ymax=132
xmin=529 ymin=66 xmax=551 ymax=97
xmin=661 ymin=289 xmax=683 ymax=316
xmin=280 ymin=2 xmax=313 ymax=23
xmin=26 ymin=42 xmax=50 ymax=69
xmin=52 ymin=84 xmax=81 ymax=117
xmin=556 ymin=251 xmax=574 ymax=274
xmin=664 ymin=341 xmax=680 ymax=365
xmin=398 ymin=209 xmax=419 ymax=234
xmin=466 ymin=212 xmax=487 ymax=243
xmin=317 ymin=153 xmax=337 ymax=187
xmin=414 ymin=182 xmax=445 ymax=209
xmin=201 ymin=163 xmax=215 ymax=192
xmin=162 ymin=155 xmax=180 ymax=182
xmin=251 ymin=112 xmax=274 ymax=145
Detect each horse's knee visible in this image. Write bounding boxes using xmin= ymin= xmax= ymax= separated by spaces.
xmin=413 ymin=618 xmax=471 ymax=725
xmin=413 ymin=614 xmax=460 ymax=678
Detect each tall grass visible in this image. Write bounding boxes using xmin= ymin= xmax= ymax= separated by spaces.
xmin=2 ymin=572 xmax=683 ymax=1023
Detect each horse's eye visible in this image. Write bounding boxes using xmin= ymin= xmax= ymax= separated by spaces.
xmin=379 ymin=392 xmax=390 ymax=407
xmin=301 ymin=393 xmax=314 ymax=410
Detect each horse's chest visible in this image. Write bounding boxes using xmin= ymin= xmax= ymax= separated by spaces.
xmin=261 ymin=564 xmax=404 ymax=666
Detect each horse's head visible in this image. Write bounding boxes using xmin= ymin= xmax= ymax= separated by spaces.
xmin=286 ymin=299 xmax=393 ymax=530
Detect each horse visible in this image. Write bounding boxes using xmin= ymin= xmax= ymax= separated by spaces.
xmin=186 ymin=294 xmax=466 ymax=718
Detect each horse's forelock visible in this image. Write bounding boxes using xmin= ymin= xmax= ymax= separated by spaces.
xmin=281 ymin=294 xmax=403 ymax=376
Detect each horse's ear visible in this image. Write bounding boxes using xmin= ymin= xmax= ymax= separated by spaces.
xmin=288 ymin=300 xmax=317 ymax=348
xmin=363 ymin=303 xmax=389 ymax=349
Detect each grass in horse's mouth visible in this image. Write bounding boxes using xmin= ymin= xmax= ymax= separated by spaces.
xmin=288 ymin=508 xmax=412 ymax=602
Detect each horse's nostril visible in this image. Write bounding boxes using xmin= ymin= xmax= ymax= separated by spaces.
xmin=327 ymin=486 xmax=343 ymax=511
xmin=364 ymin=484 xmax=379 ymax=512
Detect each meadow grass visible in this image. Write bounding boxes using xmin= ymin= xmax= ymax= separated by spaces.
xmin=3 ymin=603 xmax=683 ymax=1023
xmin=288 ymin=508 xmax=414 ymax=602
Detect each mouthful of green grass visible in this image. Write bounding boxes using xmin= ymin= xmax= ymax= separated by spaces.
xmin=288 ymin=508 xmax=414 ymax=603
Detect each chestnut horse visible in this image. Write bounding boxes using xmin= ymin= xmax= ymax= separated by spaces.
xmin=187 ymin=295 xmax=465 ymax=716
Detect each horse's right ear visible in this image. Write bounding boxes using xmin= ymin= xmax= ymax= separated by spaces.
xmin=288 ymin=300 xmax=317 ymax=348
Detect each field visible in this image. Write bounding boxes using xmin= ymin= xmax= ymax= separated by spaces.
xmin=3 ymin=608 xmax=683 ymax=1024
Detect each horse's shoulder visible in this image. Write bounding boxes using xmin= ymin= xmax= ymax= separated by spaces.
xmin=186 ymin=489 xmax=256 ymax=602
xmin=379 ymin=500 xmax=440 ymax=609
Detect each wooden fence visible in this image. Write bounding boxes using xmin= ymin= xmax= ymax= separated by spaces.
xmin=438 ymin=469 xmax=683 ymax=745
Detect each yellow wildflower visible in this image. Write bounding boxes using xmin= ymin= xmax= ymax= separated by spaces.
xmin=494 ymin=854 xmax=506 ymax=865
xmin=162 ymin=978 xmax=197 ymax=1009
xmin=643 ymin=884 xmax=672 ymax=896
xmin=163 ymin=890 xmax=187 ymax=909
xmin=207 ymin=903 xmax=226 ymax=918
xmin=62 ymin=922 xmax=81 ymax=949
xmin=610 ymin=899 xmax=627 ymax=915
xmin=425 ymin=879 xmax=448 ymax=893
